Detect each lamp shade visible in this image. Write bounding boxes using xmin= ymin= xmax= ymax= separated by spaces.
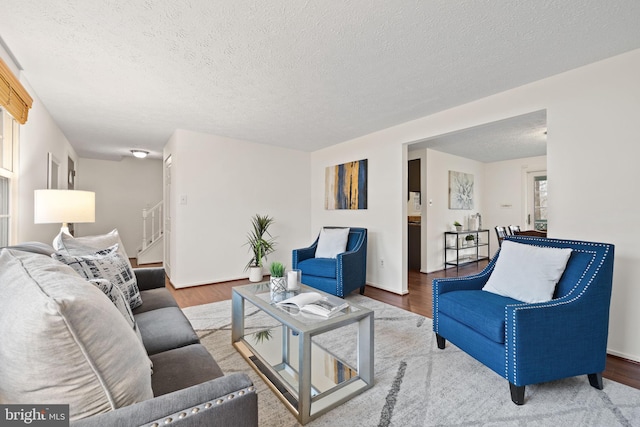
xmin=34 ymin=190 xmax=95 ymax=224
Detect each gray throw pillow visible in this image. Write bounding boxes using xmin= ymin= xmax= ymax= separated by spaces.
xmin=53 ymin=244 xmax=143 ymax=309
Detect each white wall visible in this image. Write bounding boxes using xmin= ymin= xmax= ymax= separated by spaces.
xmin=164 ymin=129 xmax=311 ymax=288
xmin=310 ymin=48 xmax=640 ymax=361
xmin=310 ymin=136 xmax=407 ymax=294
xmin=483 ymin=155 xmax=547 ymax=255
xmin=424 ymin=149 xmax=484 ymax=272
xmin=1 ymin=45 xmax=80 ymax=245
xmin=77 ymin=157 xmax=163 ymax=256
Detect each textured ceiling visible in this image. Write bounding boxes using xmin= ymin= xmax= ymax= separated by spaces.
xmin=410 ymin=110 xmax=547 ymax=163
xmin=1 ymin=1 xmax=640 ymax=160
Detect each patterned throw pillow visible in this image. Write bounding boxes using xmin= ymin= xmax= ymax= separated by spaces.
xmin=53 ymin=244 xmax=143 ymax=310
xmin=88 ymin=278 xmax=143 ymax=343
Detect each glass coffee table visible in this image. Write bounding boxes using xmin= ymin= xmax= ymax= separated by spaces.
xmin=231 ymin=282 xmax=374 ymax=424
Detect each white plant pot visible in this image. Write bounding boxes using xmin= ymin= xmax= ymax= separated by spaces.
xmin=249 ymin=266 xmax=263 ymax=282
xmin=270 ymin=277 xmax=287 ymax=303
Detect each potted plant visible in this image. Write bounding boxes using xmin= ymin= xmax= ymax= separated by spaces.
xmin=244 ymin=214 xmax=276 ymax=282
xmin=269 ymin=261 xmax=287 ymax=301
xmin=454 ymin=221 xmax=463 ymax=232
xmin=465 ymin=234 xmax=475 ymax=246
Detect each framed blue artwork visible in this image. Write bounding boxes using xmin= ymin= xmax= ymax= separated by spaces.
xmin=325 ymin=159 xmax=368 ymax=210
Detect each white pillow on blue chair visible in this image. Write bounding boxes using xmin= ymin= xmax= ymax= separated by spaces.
xmin=483 ymin=240 xmax=572 ymax=303
xmin=315 ymin=227 xmax=350 ymax=259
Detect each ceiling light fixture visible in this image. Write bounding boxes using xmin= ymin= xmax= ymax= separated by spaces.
xmin=131 ymin=149 xmax=149 ymax=158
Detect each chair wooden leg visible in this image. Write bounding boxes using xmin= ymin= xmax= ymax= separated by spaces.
xmin=588 ymin=373 xmax=604 ymax=390
xmin=359 ymin=286 xmax=365 ymax=295
xmin=509 ymin=383 xmax=525 ymax=405
xmin=436 ymin=333 xmax=446 ymax=349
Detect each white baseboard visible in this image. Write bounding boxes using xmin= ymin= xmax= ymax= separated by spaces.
xmin=607 ymin=348 xmax=640 ymax=363
xmin=364 ymin=282 xmax=409 ymax=295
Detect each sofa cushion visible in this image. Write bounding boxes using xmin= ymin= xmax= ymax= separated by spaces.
xmin=53 ymin=244 xmax=143 ymax=309
xmin=298 ymin=258 xmax=337 ymax=279
xmin=133 ymin=288 xmax=180 ymax=314
xmin=149 ymin=344 xmax=224 ymax=397
xmin=4 ymin=241 xmax=55 ymax=256
xmin=483 ymin=240 xmax=572 ymax=303
xmin=315 ymin=227 xmax=349 ymax=258
xmin=438 ymin=290 xmax=523 ymax=344
xmin=135 ymin=307 xmax=199 ymax=355
xmin=0 ymin=249 xmax=153 ymax=420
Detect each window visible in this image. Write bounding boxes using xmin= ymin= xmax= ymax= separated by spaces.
xmin=0 ymin=176 xmax=9 ymax=246
xmin=533 ymin=175 xmax=548 ymax=231
xmin=0 ymin=106 xmax=19 ymax=246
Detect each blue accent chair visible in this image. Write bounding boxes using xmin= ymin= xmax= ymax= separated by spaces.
xmin=292 ymin=227 xmax=367 ymax=297
xmin=433 ymin=236 xmax=615 ymax=405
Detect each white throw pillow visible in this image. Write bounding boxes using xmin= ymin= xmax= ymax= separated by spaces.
xmin=0 ymin=249 xmax=153 ymax=421
xmin=483 ymin=240 xmax=572 ymax=303
xmin=315 ymin=227 xmax=350 ymax=258
xmin=55 ymin=228 xmax=133 ymax=268
xmin=53 ymin=244 xmax=143 ymax=309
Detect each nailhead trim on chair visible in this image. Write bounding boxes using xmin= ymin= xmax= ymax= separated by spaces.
xmin=337 ymin=256 xmax=344 ymax=296
xmin=502 ymin=238 xmax=611 ymax=384
xmin=140 ymin=385 xmax=256 ymax=427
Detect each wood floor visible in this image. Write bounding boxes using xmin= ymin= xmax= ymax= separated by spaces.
xmin=140 ymin=259 xmax=640 ymax=391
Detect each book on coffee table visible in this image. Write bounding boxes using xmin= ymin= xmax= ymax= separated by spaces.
xmin=276 ymin=291 xmax=349 ymax=317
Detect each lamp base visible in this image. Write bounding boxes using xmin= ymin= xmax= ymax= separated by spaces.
xmin=52 ymin=224 xmax=72 ymax=250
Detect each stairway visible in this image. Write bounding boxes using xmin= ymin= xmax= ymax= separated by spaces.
xmin=137 ymin=201 xmax=163 ymax=265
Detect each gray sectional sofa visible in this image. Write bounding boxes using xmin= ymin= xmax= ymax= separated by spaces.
xmin=0 ymin=243 xmax=258 ymax=427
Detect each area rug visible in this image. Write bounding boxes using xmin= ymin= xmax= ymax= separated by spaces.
xmin=183 ymin=295 xmax=640 ymax=426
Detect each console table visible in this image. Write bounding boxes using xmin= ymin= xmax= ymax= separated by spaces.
xmin=444 ymin=229 xmax=490 ymax=272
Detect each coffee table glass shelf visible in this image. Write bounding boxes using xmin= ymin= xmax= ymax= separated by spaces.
xmin=232 ymin=282 xmax=374 ymax=424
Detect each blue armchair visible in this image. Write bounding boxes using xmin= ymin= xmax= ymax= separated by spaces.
xmin=292 ymin=227 xmax=367 ymax=297
xmin=433 ymin=236 xmax=615 ymax=404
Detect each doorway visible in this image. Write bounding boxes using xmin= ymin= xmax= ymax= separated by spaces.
xmin=408 ymin=157 xmax=422 ymax=271
xmin=164 ymin=155 xmax=172 ymax=277
xmin=526 ymin=171 xmax=548 ymax=231
xmin=405 ymin=109 xmax=547 ymax=273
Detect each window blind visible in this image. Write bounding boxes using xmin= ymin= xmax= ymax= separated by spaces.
xmin=0 ymin=58 xmax=33 ymax=125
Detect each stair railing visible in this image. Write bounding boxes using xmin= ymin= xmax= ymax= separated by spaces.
xmin=141 ymin=201 xmax=163 ymax=251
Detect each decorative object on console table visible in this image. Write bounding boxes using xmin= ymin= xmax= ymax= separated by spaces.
xmin=244 ymin=214 xmax=275 ymax=282
xmin=465 ymin=234 xmax=475 ymax=247
xmin=453 ymin=221 xmax=463 ymax=232
xmin=33 ymin=189 xmax=95 ymax=247
xmin=269 ymin=261 xmax=287 ymax=302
